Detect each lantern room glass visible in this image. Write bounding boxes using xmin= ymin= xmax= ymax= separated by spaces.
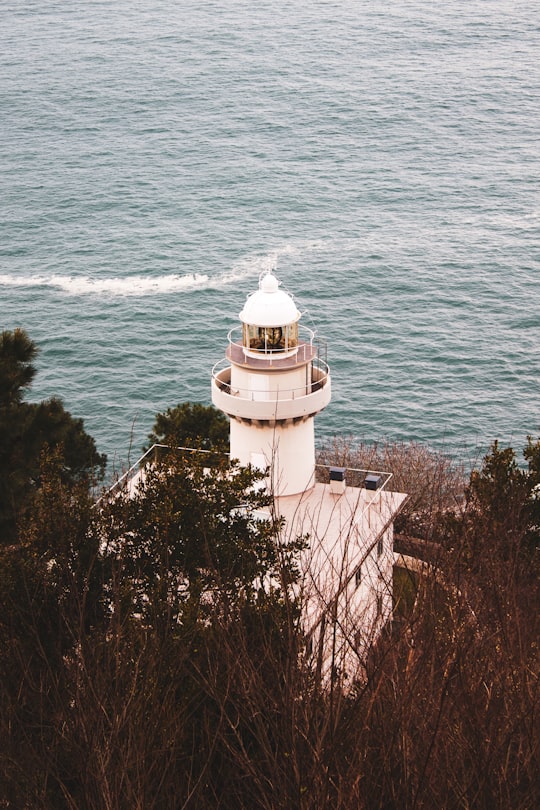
xmin=242 ymin=322 xmax=298 ymax=354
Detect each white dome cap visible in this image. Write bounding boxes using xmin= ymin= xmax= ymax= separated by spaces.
xmin=239 ymin=273 xmax=301 ymax=327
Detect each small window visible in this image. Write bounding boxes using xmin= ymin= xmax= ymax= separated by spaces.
xmin=355 ymin=567 xmax=362 ymax=588
xmin=377 ymin=537 xmax=384 ymax=558
xmin=376 ymin=593 xmax=383 ymax=615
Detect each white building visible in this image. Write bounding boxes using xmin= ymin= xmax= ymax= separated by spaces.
xmin=211 ymin=271 xmax=408 ymax=682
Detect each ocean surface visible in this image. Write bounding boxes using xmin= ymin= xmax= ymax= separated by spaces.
xmin=1 ymin=0 xmax=539 ymax=474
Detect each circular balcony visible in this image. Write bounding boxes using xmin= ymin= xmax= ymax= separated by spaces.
xmin=211 ymin=358 xmax=331 ymax=423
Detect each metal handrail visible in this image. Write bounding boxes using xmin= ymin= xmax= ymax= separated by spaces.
xmin=315 ymin=463 xmax=393 ymax=492
xmin=106 ymin=444 xmax=229 ymax=498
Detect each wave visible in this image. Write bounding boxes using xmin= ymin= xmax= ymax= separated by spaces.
xmin=0 ymin=242 xmax=326 ymax=297
xmin=0 ymin=272 xmax=211 ymax=296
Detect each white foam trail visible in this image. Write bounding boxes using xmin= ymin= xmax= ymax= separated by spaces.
xmin=0 ymin=242 xmax=327 ymax=297
xmin=0 ymin=273 xmax=42 ymax=288
xmin=0 ymin=272 xmax=210 ymax=296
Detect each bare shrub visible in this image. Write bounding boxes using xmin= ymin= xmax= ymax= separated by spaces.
xmin=317 ymin=436 xmax=466 ymax=537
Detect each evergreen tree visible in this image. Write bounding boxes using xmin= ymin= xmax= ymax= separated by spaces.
xmin=0 ymin=328 xmax=38 ymax=407
xmin=465 ymin=435 xmax=540 ymax=570
xmin=0 ymin=329 xmax=106 ymax=543
xmin=104 ymin=448 xmax=302 ymax=626
xmin=0 ymin=444 xmax=304 ymax=808
xmin=146 ymin=401 xmax=229 ymax=451
xmin=0 ymin=447 xmax=105 ymax=807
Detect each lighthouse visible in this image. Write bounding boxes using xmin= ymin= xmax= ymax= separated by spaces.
xmin=211 ymin=271 xmax=331 ymax=496
xmin=211 ymin=270 xmax=408 ymax=682
xmin=117 ymin=268 xmax=407 ymax=684
xmin=107 ymin=270 xmax=409 ymax=684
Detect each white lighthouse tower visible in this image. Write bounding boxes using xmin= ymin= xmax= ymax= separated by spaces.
xmin=210 ymin=269 xmax=407 ymax=683
xmin=211 ymin=271 xmax=331 ymax=496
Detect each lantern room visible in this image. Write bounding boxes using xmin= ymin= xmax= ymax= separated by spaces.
xmin=239 ymin=272 xmax=301 ymax=359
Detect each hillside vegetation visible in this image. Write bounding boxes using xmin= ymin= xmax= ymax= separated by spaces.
xmin=0 ymin=331 xmax=538 ymax=809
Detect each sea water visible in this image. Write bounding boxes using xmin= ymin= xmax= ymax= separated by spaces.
xmin=1 ymin=0 xmax=538 ymax=472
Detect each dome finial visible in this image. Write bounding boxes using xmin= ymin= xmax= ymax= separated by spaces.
xmin=259 ymin=257 xmax=278 ymax=290
xmin=260 ymin=272 xmax=279 ymax=294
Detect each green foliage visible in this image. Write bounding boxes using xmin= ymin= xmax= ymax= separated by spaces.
xmin=0 ymin=445 xmax=304 ymax=808
xmin=0 ymin=447 xmax=107 ymax=806
xmin=465 ymin=436 xmax=540 ymax=567
xmin=468 ymin=440 xmax=525 ymax=518
xmin=0 ymin=327 xmax=38 ymax=406
xmin=392 ymin=565 xmax=419 ymax=619
xmin=104 ymin=450 xmax=302 ymax=626
xmin=0 ymin=329 xmax=38 ymax=408
xmin=146 ymin=401 xmax=229 ymax=451
xmin=0 ymin=329 xmax=106 ymax=543
xmin=524 ymin=434 xmax=540 ymax=544
xmin=1 ymin=421 xmax=538 ymax=808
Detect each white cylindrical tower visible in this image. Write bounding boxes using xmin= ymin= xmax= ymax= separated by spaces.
xmin=211 ymin=272 xmax=331 ymax=496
